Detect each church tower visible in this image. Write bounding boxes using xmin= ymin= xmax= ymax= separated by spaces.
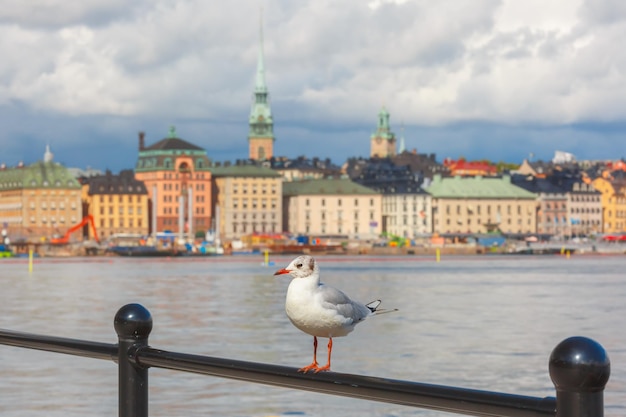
xmin=248 ymin=16 xmax=275 ymax=161
xmin=370 ymin=107 xmax=397 ymax=158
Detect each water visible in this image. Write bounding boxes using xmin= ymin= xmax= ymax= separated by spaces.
xmin=0 ymin=254 xmax=624 ymax=417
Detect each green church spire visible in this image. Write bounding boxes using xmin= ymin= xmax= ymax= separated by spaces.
xmin=248 ymin=11 xmax=274 ymax=143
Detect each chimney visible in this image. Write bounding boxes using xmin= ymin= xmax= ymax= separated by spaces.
xmin=139 ymin=131 xmax=145 ymax=151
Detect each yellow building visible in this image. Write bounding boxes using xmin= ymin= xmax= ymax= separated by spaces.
xmin=0 ymin=147 xmax=82 ymax=242
xmin=592 ymin=176 xmax=626 ymax=233
xmin=80 ymin=170 xmax=149 ymax=239
xmin=282 ymin=178 xmax=382 ymax=239
xmin=210 ymin=163 xmax=283 ymax=241
xmin=426 ymin=175 xmax=538 ymax=235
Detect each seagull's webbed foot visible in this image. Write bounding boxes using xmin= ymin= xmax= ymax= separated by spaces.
xmin=298 ymin=362 xmax=320 ymax=373
xmin=314 ymin=363 xmax=331 ymax=373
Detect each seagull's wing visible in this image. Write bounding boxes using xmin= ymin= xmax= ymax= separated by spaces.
xmin=317 ymin=283 xmax=372 ymax=324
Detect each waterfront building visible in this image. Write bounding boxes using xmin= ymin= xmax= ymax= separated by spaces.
xmin=80 ymin=170 xmax=149 ymax=239
xmin=511 ymin=175 xmax=569 ymax=237
xmin=592 ymin=173 xmax=626 ymax=233
xmin=134 ymin=128 xmax=212 ymax=237
xmin=0 ymin=146 xmax=82 ymax=241
xmin=548 ymin=171 xmax=603 ymax=236
xmin=210 ymin=161 xmax=283 ymax=241
xmin=282 ymin=178 xmax=382 ymax=239
xmin=350 ymin=159 xmax=432 ymax=238
xmin=426 ymin=175 xmax=537 ymax=236
xmin=247 ymin=21 xmax=275 ymax=161
xmin=370 ymin=107 xmax=397 ymax=158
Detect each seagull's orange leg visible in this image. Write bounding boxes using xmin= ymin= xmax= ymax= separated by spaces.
xmin=298 ymin=336 xmax=320 ymax=373
xmin=315 ymin=337 xmax=332 ymax=372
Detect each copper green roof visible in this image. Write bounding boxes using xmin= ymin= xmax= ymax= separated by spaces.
xmin=210 ymin=164 xmax=281 ymax=178
xmin=135 ymin=127 xmax=211 ymax=173
xmin=0 ymin=161 xmax=81 ymax=191
xmin=283 ymin=178 xmax=378 ymax=196
xmin=426 ymin=175 xmax=536 ymax=199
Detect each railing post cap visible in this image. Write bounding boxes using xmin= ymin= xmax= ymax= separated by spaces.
xmin=549 ymin=336 xmax=610 ymax=392
xmin=114 ymin=303 xmax=153 ymax=339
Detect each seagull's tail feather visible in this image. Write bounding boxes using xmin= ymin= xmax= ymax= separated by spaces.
xmin=366 ymin=299 xmax=398 ymax=315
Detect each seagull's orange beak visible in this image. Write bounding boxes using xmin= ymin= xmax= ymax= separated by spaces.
xmin=274 ymin=268 xmax=290 ymax=276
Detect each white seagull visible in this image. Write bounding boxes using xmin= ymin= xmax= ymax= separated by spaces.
xmin=274 ymin=255 xmax=396 ymax=373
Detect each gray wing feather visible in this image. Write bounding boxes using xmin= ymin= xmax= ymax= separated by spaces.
xmin=317 ymin=283 xmax=371 ymax=323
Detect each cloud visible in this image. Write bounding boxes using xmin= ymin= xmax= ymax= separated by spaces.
xmin=0 ymin=0 xmax=625 ymax=171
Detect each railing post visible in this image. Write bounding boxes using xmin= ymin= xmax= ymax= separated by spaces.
xmin=549 ymin=336 xmax=610 ymax=417
xmin=114 ymin=303 xmax=152 ymax=417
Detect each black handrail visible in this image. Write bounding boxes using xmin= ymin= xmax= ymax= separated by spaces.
xmin=0 ymin=303 xmax=611 ymax=417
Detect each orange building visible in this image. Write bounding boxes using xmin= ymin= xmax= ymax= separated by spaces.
xmin=134 ymin=128 xmax=212 ymax=237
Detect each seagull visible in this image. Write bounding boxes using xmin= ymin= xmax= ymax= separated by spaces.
xmin=274 ymin=255 xmax=396 ymax=373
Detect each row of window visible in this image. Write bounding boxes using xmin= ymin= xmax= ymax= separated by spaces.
xmin=160 ymin=218 xmax=208 ymax=226
xmin=570 ymin=195 xmax=600 ymax=202
xmin=232 ymin=213 xmax=276 ymax=220
xmin=28 ymin=216 xmax=77 ymax=224
xmin=99 ymin=195 xmax=143 ymax=203
xmin=570 ymin=207 xmax=601 ymax=214
xmin=99 ymin=206 xmax=144 ymax=215
xmin=306 ymin=198 xmax=376 ymax=207
xmin=99 ymin=218 xmax=144 ymax=228
xmin=383 ymin=203 xmax=429 ymax=213
xmin=444 ymin=205 xmax=531 ymax=216
xmin=160 ymin=194 xmax=208 ymax=203
xmin=304 ymin=210 xmax=377 ymax=221
xmin=30 ymin=202 xmax=77 ymax=210
xmin=232 ymin=199 xmax=278 ymax=210
xmin=231 ymin=222 xmax=278 ymax=234
xmin=440 ymin=218 xmax=532 ymax=226
xmin=160 ymin=183 xmax=207 ymax=192
xmin=384 ymin=216 xmax=429 ymax=227
xmin=302 ymin=224 xmax=361 ymax=235
xmin=232 ymin=185 xmax=278 ymax=195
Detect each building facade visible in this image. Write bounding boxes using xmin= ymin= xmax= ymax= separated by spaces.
xmin=427 ymin=175 xmax=537 ymax=235
xmin=512 ymin=175 xmax=569 ymax=237
xmin=370 ymin=107 xmax=397 ymax=158
xmin=248 ymin=23 xmax=275 ymax=161
xmin=0 ymin=147 xmax=82 ymax=241
xmin=382 ymin=191 xmax=432 ymax=238
xmin=80 ymin=170 xmax=149 ymax=239
xmin=210 ymin=163 xmax=283 ymax=241
xmin=134 ymin=128 xmax=212 ymax=237
xmin=593 ymin=175 xmax=626 ymax=233
xmin=282 ymin=178 xmax=382 ymax=239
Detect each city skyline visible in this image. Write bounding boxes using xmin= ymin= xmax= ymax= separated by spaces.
xmin=1 ymin=0 xmax=626 ymax=171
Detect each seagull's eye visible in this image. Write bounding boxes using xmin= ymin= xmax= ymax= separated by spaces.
xmin=296 ymin=263 xmax=303 ymax=268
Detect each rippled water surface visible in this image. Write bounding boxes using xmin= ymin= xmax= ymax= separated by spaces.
xmin=1 ymin=254 xmax=624 ymax=417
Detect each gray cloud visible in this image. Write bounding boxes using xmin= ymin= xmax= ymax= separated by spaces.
xmin=0 ymin=0 xmax=625 ymax=171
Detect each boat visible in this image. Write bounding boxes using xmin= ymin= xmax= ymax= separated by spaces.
xmin=107 ymin=245 xmax=182 ymax=257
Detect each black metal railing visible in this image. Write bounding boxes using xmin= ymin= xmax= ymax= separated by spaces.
xmin=0 ymin=303 xmax=611 ymax=417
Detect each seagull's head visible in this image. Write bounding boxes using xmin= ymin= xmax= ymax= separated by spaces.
xmin=274 ymin=255 xmax=318 ymax=279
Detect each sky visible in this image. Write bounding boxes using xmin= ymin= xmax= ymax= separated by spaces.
xmin=1 ymin=0 xmax=626 ymax=172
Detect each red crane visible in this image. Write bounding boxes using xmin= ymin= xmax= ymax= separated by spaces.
xmin=50 ymin=215 xmax=100 ymax=244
